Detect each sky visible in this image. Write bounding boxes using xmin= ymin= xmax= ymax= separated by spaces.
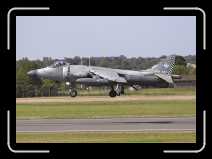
xmin=16 ymin=16 xmax=196 ymax=60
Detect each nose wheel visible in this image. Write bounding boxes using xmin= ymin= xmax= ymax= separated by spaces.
xmin=66 ymin=82 xmax=78 ymax=97
xmin=69 ymin=89 xmax=78 ymax=97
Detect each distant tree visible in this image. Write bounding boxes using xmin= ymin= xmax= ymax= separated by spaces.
xmin=173 ymin=65 xmax=189 ymax=75
xmin=41 ymin=79 xmax=55 ymax=96
xmin=159 ymin=55 xmax=167 ymax=59
xmin=16 ymin=58 xmax=42 ymax=97
xmin=73 ymin=56 xmax=81 ymax=65
xmin=184 ymin=55 xmax=196 ymax=64
xmin=175 ymin=56 xmax=186 ymax=66
xmin=99 ymin=58 xmax=109 ymax=67
xmin=43 ymin=57 xmax=53 ymax=67
xmin=57 ymin=82 xmax=66 ymax=95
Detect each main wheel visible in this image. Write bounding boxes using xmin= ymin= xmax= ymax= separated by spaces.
xmin=109 ymin=90 xmax=117 ymax=97
xmin=69 ymin=89 xmax=78 ymax=97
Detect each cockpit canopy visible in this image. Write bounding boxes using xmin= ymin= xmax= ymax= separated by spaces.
xmin=50 ymin=60 xmax=68 ymax=68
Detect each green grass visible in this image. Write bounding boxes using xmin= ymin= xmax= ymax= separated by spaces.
xmin=125 ymin=87 xmax=196 ymax=96
xmin=78 ymin=87 xmax=196 ymax=96
xmin=16 ymin=132 xmax=196 ymax=143
xmin=16 ymin=100 xmax=196 ymax=119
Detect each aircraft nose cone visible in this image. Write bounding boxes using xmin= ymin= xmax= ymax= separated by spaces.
xmin=27 ymin=70 xmax=37 ymax=77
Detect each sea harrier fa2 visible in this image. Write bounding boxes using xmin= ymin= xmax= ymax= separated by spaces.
xmin=27 ymin=55 xmax=179 ymax=97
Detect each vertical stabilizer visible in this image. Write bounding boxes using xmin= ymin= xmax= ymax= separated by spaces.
xmin=151 ymin=55 xmax=176 ymax=75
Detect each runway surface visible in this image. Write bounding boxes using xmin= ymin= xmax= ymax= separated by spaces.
xmin=16 ymin=117 xmax=196 ymax=133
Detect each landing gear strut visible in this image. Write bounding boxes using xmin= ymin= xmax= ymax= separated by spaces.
xmin=109 ymin=85 xmax=124 ymax=97
xmin=115 ymin=84 xmax=124 ymax=96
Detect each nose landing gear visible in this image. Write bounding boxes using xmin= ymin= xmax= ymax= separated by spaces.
xmin=66 ymin=82 xmax=78 ymax=97
xmin=69 ymin=89 xmax=78 ymax=97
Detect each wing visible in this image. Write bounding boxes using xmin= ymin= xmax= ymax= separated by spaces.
xmin=89 ymin=67 xmax=127 ymax=83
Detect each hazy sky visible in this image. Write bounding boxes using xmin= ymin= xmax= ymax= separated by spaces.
xmin=16 ymin=16 xmax=196 ymax=60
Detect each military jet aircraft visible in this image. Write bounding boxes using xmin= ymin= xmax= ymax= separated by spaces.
xmin=27 ymin=55 xmax=178 ymax=97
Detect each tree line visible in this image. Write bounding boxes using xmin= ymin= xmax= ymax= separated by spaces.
xmin=16 ymin=55 xmax=196 ymax=98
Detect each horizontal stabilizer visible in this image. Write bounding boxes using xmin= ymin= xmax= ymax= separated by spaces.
xmin=155 ymin=73 xmax=173 ymax=84
xmin=171 ymin=74 xmax=182 ymax=79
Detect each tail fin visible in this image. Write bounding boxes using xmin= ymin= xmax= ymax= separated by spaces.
xmin=151 ymin=55 xmax=176 ymax=75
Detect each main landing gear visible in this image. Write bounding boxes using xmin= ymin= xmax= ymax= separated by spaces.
xmin=109 ymin=85 xmax=124 ymax=97
xmin=109 ymin=89 xmax=117 ymax=97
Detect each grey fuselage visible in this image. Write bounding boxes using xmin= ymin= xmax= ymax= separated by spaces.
xmin=30 ymin=65 xmax=169 ymax=88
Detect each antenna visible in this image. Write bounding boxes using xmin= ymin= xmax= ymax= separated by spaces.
xmin=89 ymin=56 xmax=91 ymax=67
xmin=81 ymin=56 xmax=83 ymax=65
xmin=80 ymin=56 xmax=83 ymax=89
